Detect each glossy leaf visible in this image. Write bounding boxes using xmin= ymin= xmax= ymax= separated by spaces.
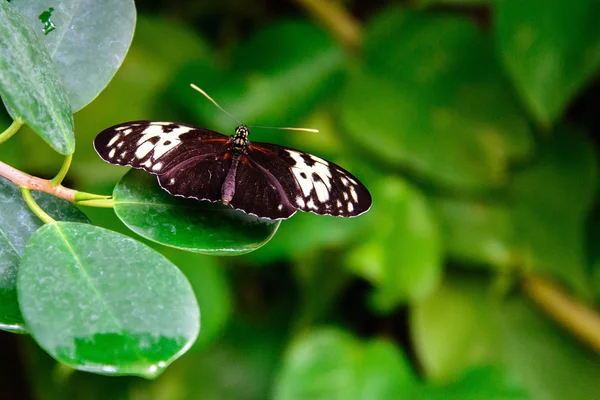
xmin=0 ymin=0 xmax=74 ymax=155
xmin=113 ymin=169 xmax=280 ymax=256
xmin=273 ymin=328 xmax=415 ymax=400
xmin=346 ymin=177 xmax=442 ymax=311
xmin=12 ymin=0 xmax=136 ymax=112
xmin=341 ymin=9 xmax=532 ymax=190
xmin=176 ymin=20 xmax=345 ymax=134
xmin=496 ymin=0 xmax=600 ymax=125
xmin=18 ymin=222 xmax=199 ymax=378
xmin=0 ymin=177 xmax=89 ymax=333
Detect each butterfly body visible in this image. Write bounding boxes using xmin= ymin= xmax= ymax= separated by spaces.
xmin=94 ymin=121 xmax=372 ymax=220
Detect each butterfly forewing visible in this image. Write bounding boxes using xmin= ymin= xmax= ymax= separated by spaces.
xmin=93 ymin=121 xmax=230 ymax=175
xmin=246 ymin=142 xmax=372 ymax=217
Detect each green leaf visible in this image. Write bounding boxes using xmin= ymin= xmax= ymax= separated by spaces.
xmin=175 ymin=20 xmax=345 ymax=134
xmin=164 ymin=249 xmax=232 ymax=350
xmin=496 ymin=0 xmax=600 ymax=125
xmin=18 ymin=222 xmax=199 ymax=378
xmin=0 ymin=177 xmax=89 ymax=333
xmin=340 ymin=9 xmax=532 ymax=190
xmin=273 ymin=328 xmax=416 ymax=400
xmin=0 ymin=0 xmax=74 ymax=154
xmin=433 ymin=198 xmax=516 ymax=268
xmin=346 ymin=177 xmax=442 ymax=311
xmin=511 ymin=127 xmax=597 ymax=295
xmin=411 ymin=274 xmax=502 ymax=382
xmin=11 ymin=0 xmax=136 ymax=112
xmin=113 ymin=169 xmax=280 ymax=256
xmin=500 ymin=297 xmax=600 ymax=400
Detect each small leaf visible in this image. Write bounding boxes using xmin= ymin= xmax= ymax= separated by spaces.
xmin=273 ymin=328 xmax=416 ymax=400
xmin=12 ymin=0 xmax=137 ymax=111
xmin=433 ymin=198 xmax=516 ymax=268
xmin=18 ymin=222 xmax=199 ymax=378
xmin=496 ymin=0 xmax=600 ymax=125
xmin=0 ymin=0 xmax=74 ymax=154
xmin=346 ymin=177 xmax=442 ymax=311
xmin=340 ymin=9 xmax=532 ymax=190
xmin=411 ymin=274 xmax=502 ymax=382
xmin=0 ymin=177 xmax=89 ymax=333
xmin=113 ymin=169 xmax=280 ymax=256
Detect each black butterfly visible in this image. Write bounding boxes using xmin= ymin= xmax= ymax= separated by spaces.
xmin=94 ymin=121 xmax=372 ymax=220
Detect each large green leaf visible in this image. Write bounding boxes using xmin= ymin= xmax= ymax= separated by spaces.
xmin=18 ymin=222 xmax=199 ymax=378
xmin=0 ymin=177 xmax=89 ymax=333
xmin=340 ymin=9 xmax=532 ymax=190
xmin=113 ymin=169 xmax=280 ymax=256
xmin=346 ymin=177 xmax=442 ymax=311
xmin=0 ymin=0 xmax=74 ymax=154
xmin=12 ymin=0 xmax=136 ymax=112
xmin=496 ymin=0 xmax=600 ymax=125
xmin=174 ymin=20 xmax=345 ymax=135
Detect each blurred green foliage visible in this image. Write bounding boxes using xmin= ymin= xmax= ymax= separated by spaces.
xmin=1 ymin=0 xmax=600 ymax=399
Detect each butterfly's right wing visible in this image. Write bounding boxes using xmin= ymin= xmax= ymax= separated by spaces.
xmin=94 ymin=120 xmax=233 ymax=202
xmin=94 ymin=120 xmax=231 ymax=175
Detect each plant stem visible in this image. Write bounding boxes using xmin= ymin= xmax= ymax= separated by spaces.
xmin=0 ymin=160 xmax=112 ymax=208
xmin=522 ymin=274 xmax=600 ymax=354
xmin=50 ymin=154 xmax=72 ymax=187
xmin=20 ymin=187 xmax=55 ymax=224
xmin=0 ymin=118 xmax=24 ymax=145
xmin=294 ymin=0 xmax=362 ymax=51
xmin=76 ymin=199 xmax=115 ymax=208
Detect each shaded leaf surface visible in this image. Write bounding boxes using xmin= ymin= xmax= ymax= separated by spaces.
xmin=113 ymin=169 xmax=280 ymax=256
xmin=346 ymin=177 xmax=442 ymax=311
xmin=496 ymin=0 xmax=600 ymax=124
xmin=0 ymin=0 xmax=74 ymax=154
xmin=0 ymin=177 xmax=88 ymax=333
xmin=341 ymin=9 xmax=532 ymax=190
xmin=175 ymin=20 xmax=345 ymax=135
xmin=12 ymin=0 xmax=136 ymax=111
xmin=18 ymin=222 xmax=199 ymax=378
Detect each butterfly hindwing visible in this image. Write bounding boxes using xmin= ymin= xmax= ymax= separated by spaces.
xmin=94 ymin=121 xmax=230 ymax=175
xmin=158 ymin=152 xmax=232 ymax=203
xmin=246 ymin=142 xmax=372 ymax=217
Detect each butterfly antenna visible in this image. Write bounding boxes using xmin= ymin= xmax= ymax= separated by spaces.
xmin=249 ymin=125 xmax=319 ymax=133
xmin=190 ymin=83 xmax=242 ymax=125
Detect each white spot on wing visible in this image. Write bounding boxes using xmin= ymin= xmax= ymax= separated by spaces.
xmin=347 ymin=203 xmax=354 ymax=212
xmin=152 ymin=162 xmax=163 ymax=171
xmin=135 ymin=141 xmax=154 ymax=159
xmin=107 ymin=134 xmax=120 ymax=147
xmin=287 ymin=149 xmax=333 ymax=200
xmin=108 ymin=149 xmax=116 ymax=158
xmin=296 ymin=196 xmax=305 ymax=208
xmin=350 ymin=187 xmax=358 ymax=202
xmin=277 ymin=204 xmax=283 ymax=211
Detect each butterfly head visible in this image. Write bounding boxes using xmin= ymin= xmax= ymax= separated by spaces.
xmin=235 ymin=125 xmax=249 ymax=138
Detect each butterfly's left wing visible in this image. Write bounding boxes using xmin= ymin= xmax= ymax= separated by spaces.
xmin=230 ymin=142 xmax=372 ymax=219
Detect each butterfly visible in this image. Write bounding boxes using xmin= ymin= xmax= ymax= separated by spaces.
xmin=93 ymin=86 xmax=372 ymax=220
